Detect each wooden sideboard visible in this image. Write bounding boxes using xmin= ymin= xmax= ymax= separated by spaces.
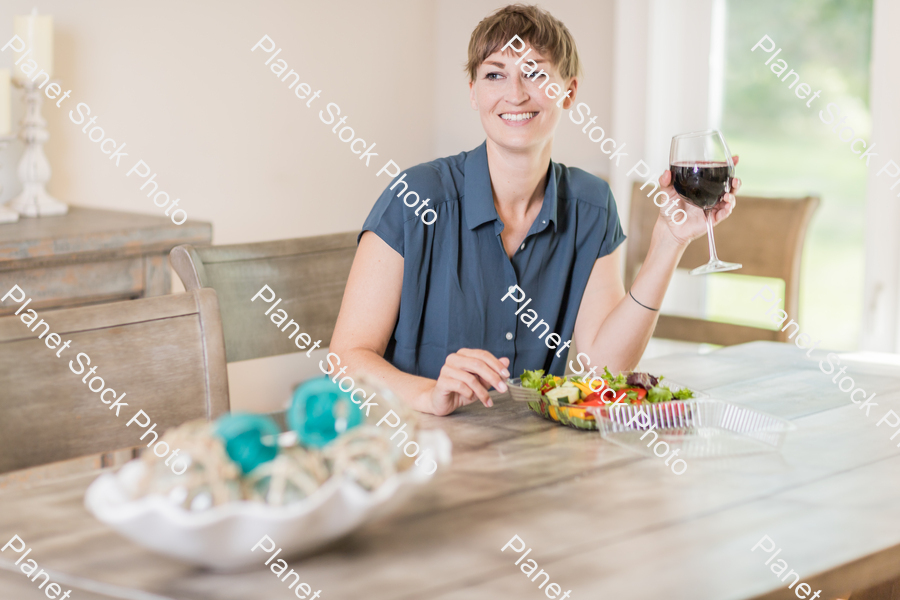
xmin=0 ymin=206 xmax=212 ymax=315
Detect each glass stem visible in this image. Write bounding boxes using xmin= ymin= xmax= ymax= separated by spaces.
xmin=704 ymin=210 xmax=720 ymax=263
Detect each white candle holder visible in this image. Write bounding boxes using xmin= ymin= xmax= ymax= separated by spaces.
xmin=7 ymin=80 xmax=67 ymax=217
xmin=0 ymin=135 xmax=19 ymax=223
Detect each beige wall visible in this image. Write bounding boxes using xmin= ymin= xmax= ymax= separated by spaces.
xmin=0 ymin=0 xmax=614 ymax=412
xmin=0 ymin=0 xmax=437 ymax=244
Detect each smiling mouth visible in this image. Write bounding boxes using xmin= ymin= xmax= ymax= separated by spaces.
xmin=500 ymin=112 xmax=538 ymax=122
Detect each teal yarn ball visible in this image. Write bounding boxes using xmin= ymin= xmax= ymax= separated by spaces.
xmin=215 ymin=413 xmax=281 ymax=474
xmin=288 ymin=377 xmax=363 ymax=448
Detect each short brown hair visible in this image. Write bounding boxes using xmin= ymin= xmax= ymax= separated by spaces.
xmin=466 ymin=4 xmax=581 ymax=83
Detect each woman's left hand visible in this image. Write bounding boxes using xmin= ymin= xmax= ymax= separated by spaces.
xmin=654 ymin=156 xmax=742 ymax=247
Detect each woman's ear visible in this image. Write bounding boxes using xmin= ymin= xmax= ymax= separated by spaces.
xmin=469 ymin=79 xmax=478 ymax=110
xmin=561 ymin=77 xmax=578 ymax=109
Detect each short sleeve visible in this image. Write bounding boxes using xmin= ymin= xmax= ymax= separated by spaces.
xmin=360 ymin=174 xmax=408 ymax=257
xmin=598 ymin=186 xmax=627 ymax=258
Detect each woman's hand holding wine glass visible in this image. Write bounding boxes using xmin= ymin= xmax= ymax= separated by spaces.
xmin=657 ymin=129 xmax=744 ymax=275
xmin=656 ymin=156 xmax=741 ymax=248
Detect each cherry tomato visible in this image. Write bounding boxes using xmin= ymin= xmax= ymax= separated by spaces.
xmin=580 ymin=391 xmax=607 ymax=406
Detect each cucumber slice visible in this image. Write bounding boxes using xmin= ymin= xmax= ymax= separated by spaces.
xmin=545 ymin=387 xmax=579 ymax=405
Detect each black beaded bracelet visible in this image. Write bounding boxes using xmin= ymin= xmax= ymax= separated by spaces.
xmin=629 ymin=289 xmax=660 ymax=312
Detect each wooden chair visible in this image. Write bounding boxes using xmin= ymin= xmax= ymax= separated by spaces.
xmin=625 ymin=181 xmax=819 ymax=346
xmin=169 ymin=232 xmax=358 ymax=363
xmin=0 ymin=288 xmax=228 ymax=474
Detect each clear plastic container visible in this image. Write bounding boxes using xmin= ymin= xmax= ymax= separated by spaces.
xmin=586 ymin=399 xmax=795 ymax=458
xmin=506 ymin=377 xmax=544 ymax=403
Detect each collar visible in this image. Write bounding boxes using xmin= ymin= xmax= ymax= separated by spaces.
xmin=463 ymin=141 xmax=559 ymax=233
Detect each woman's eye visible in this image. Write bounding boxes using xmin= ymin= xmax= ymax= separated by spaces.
xmin=524 ymin=71 xmax=539 ymax=80
xmin=486 ymin=72 xmax=503 ymax=80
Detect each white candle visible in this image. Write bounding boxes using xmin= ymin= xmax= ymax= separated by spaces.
xmin=13 ymin=10 xmax=53 ymax=84
xmin=0 ymin=69 xmax=9 ymax=136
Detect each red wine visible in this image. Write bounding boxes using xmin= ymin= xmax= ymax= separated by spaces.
xmin=670 ymin=162 xmax=731 ymax=210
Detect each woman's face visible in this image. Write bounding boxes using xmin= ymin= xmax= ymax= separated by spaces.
xmin=469 ymin=46 xmax=577 ymax=154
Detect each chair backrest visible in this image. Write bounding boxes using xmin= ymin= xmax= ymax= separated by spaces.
xmin=625 ymin=181 xmax=819 ymax=346
xmin=0 ymin=288 xmax=228 ymax=474
xmin=169 ymin=232 xmax=359 ymax=363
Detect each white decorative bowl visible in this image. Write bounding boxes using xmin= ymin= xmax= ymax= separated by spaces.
xmin=84 ymin=429 xmax=452 ymax=570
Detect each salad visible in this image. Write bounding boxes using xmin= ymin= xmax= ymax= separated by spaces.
xmin=520 ymin=367 xmax=694 ymax=407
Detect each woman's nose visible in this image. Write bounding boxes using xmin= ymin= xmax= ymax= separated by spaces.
xmin=506 ymin=75 xmax=530 ymax=104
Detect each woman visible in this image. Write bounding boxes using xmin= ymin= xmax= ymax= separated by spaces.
xmin=330 ymin=4 xmax=739 ymax=416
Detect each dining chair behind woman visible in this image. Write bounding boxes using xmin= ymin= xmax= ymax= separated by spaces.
xmin=625 ymin=182 xmax=820 ymax=346
xmin=0 ymin=288 xmax=228 ymax=474
xmin=169 ymin=232 xmax=358 ymax=363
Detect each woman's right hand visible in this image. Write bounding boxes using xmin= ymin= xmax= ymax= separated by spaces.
xmin=428 ymin=349 xmax=511 ymax=416
xmin=655 ymin=156 xmax=741 ymax=247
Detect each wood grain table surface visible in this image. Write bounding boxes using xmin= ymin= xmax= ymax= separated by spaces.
xmin=3 ymin=341 xmax=900 ymax=600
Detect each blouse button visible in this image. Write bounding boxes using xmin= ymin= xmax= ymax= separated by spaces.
xmin=505 ymin=332 xmax=514 ymax=341
xmin=520 ymin=243 xmax=525 ymax=250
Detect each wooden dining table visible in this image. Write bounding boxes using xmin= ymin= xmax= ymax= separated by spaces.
xmin=3 ymin=341 xmax=900 ymax=600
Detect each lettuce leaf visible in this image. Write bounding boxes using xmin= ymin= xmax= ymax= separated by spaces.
xmin=520 ymin=370 xmax=564 ymax=391
xmin=602 ymin=367 xmax=629 ymax=391
xmin=647 ymin=386 xmax=673 ymax=403
xmin=673 ymin=387 xmax=695 ymax=400
xmin=520 ymin=369 xmax=545 ymax=390
xmin=626 ymin=372 xmax=659 ymax=390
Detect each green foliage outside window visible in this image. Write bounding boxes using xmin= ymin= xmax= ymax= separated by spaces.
xmin=707 ymin=0 xmax=873 ymax=350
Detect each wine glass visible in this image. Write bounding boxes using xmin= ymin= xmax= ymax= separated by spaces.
xmin=669 ymin=130 xmax=741 ymax=275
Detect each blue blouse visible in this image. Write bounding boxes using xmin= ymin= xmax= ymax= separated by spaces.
xmin=360 ymin=141 xmax=626 ymax=380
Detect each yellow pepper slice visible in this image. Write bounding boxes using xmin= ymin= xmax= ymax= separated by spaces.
xmin=572 ymin=381 xmax=594 ymax=399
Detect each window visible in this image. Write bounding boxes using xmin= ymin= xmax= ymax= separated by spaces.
xmin=709 ymin=0 xmax=874 ymax=350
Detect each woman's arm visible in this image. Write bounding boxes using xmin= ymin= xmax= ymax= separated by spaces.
xmin=330 ymin=231 xmax=510 ymax=416
xmin=572 ymin=168 xmax=741 ymax=373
